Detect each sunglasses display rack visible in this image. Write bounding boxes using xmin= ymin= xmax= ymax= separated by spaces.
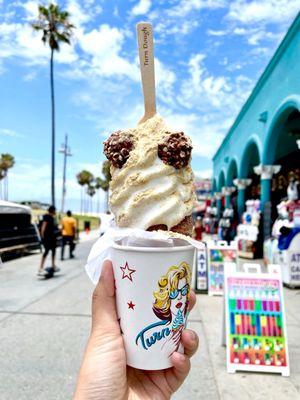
xmin=224 ymin=263 xmax=290 ymax=376
xmin=207 ymin=241 xmax=237 ymax=296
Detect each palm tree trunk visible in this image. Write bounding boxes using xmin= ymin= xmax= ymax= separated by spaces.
xmin=105 ymin=190 xmax=109 ymax=212
xmin=50 ymin=48 xmax=56 ymax=206
xmin=5 ymin=174 xmax=8 ymax=201
xmin=97 ymin=189 xmax=100 ymax=214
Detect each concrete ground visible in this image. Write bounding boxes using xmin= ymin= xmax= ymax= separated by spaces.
xmin=0 ymin=239 xmax=299 ymax=400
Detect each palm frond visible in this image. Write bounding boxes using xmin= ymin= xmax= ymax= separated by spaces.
xmin=31 ymin=3 xmax=75 ymax=51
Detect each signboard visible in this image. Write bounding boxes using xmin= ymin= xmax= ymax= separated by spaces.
xmin=224 ymin=264 xmax=290 ymax=376
xmin=196 ymin=247 xmax=208 ymax=292
xmin=207 ymin=242 xmax=237 ymax=296
xmin=290 ymin=252 xmax=300 ymax=282
xmin=237 ymin=224 xmax=259 ymax=241
xmin=282 ymin=233 xmax=300 ymax=287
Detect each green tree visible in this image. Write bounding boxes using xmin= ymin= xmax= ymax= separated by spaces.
xmin=0 ymin=153 xmax=15 ymax=200
xmin=95 ymin=161 xmax=111 ymax=212
xmin=32 ymin=3 xmax=74 ymax=207
xmin=76 ymin=170 xmax=94 ymax=213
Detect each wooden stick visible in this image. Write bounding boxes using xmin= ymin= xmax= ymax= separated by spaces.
xmin=136 ymin=22 xmax=156 ymax=123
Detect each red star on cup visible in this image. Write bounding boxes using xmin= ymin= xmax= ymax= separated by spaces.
xmin=120 ymin=262 xmax=136 ymax=282
xmin=127 ymin=301 xmax=135 ymax=310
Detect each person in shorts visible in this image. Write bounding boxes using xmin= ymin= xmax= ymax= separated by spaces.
xmin=61 ymin=210 xmax=77 ymax=260
xmin=37 ymin=205 xmax=59 ymax=276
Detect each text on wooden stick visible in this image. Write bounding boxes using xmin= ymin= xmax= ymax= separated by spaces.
xmin=141 ymin=26 xmax=151 ymax=66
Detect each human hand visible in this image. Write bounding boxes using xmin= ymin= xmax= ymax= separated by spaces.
xmin=74 ymin=260 xmax=199 ymax=400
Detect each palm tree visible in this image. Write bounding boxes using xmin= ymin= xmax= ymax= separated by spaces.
xmin=76 ymin=170 xmax=94 ymax=213
xmin=87 ymin=184 xmax=96 ymax=214
xmin=95 ymin=161 xmax=111 ymax=212
xmin=32 ymin=4 xmax=74 ymax=207
xmin=76 ymin=172 xmax=86 ymax=214
xmin=0 ymin=153 xmax=15 ymax=200
xmin=0 ymin=167 xmax=5 ymax=201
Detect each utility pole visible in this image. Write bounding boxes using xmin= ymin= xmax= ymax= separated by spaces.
xmin=59 ymin=134 xmax=72 ymax=214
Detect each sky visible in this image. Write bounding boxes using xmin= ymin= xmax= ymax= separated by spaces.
xmin=0 ymin=0 xmax=299 ymax=212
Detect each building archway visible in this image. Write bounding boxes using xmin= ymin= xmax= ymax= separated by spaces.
xmin=212 ymin=178 xmax=217 ymax=193
xmin=263 ymin=96 xmax=300 ymax=165
xmin=227 ymin=158 xmax=238 ymax=186
xmin=263 ymin=98 xmax=300 ymax=215
xmin=217 ymin=170 xmax=226 ymax=216
xmin=226 ymin=158 xmax=238 ymax=210
xmin=240 ymin=139 xmax=261 ymax=200
xmin=218 ymin=170 xmax=225 ymax=191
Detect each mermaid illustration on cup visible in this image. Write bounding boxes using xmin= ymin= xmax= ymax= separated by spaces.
xmin=153 ymin=261 xmax=191 ymax=355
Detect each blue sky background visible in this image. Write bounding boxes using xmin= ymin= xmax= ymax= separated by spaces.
xmin=0 ymin=0 xmax=299 ymax=211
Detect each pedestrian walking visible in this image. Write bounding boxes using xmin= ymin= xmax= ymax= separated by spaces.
xmin=61 ymin=210 xmax=77 ymax=260
xmin=37 ymin=205 xmax=60 ymax=276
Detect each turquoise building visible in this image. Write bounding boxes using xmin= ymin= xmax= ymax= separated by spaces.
xmin=212 ymin=13 xmax=300 ymax=227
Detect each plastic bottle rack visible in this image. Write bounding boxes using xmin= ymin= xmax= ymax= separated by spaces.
xmin=228 ymin=284 xmax=287 ymax=367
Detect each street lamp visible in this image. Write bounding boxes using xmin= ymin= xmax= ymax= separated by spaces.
xmin=58 ymin=134 xmax=72 ymax=214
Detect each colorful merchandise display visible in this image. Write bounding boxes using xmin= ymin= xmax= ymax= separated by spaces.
xmin=208 ymin=243 xmax=237 ymax=296
xmin=265 ymin=199 xmax=300 ymax=287
xmin=224 ymin=264 xmax=290 ymax=376
xmin=237 ymin=199 xmax=263 ymax=259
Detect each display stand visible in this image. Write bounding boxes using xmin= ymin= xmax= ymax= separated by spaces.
xmin=195 ymin=245 xmax=208 ymax=293
xmin=224 ymin=263 xmax=290 ymax=376
xmin=207 ymin=241 xmax=237 ymax=296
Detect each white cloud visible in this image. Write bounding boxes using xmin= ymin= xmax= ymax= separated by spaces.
xmin=194 ymin=169 xmax=213 ymax=179
xmin=66 ymin=0 xmax=102 ymax=28
xmin=67 ymin=0 xmax=92 ymax=27
xmin=131 ymin=0 xmax=152 ymax=16
xmin=179 ymin=53 xmax=253 ymax=113
xmin=8 ymin=160 xmax=106 ymax=210
xmin=170 ymin=54 xmax=255 ymax=158
xmin=231 ymin=25 xmax=284 ymax=46
xmin=248 ymin=30 xmax=283 ymax=46
xmin=77 ymin=24 xmax=139 ymax=80
xmin=150 ymin=0 xmax=224 ymax=40
xmin=0 ymin=22 xmax=78 ymax=65
xmin=227 ymin=0 xmax=300 ymax=25
xmin=207 ymin=29 xmax=228 ymax=36
xmin=158 ymin=109 xmax=225 ymax=159
xmin=21 ymin=0 xmax=39 ymax=21
xmin=154 ymin=58 xmax=176 ymax=105
xmin=23 ymin=71 xmax=37 ymax=81
xmin=156 ymin=19 xmax=199 ymax=37
xmin=167 ymin=0 xmax=226 ymax=17
xmin=0 ymin=128 xmax=24 ymax=138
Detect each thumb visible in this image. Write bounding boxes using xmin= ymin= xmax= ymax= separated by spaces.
xmin=91 ymin=260 xmax=119 ymax=336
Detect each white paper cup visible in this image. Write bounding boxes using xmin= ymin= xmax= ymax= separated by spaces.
xmin=111 ymin=239 xmax=195 ymax=370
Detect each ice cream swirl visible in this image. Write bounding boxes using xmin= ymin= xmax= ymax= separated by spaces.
xmin=108 ymin=115 xmax=196 ymax=230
